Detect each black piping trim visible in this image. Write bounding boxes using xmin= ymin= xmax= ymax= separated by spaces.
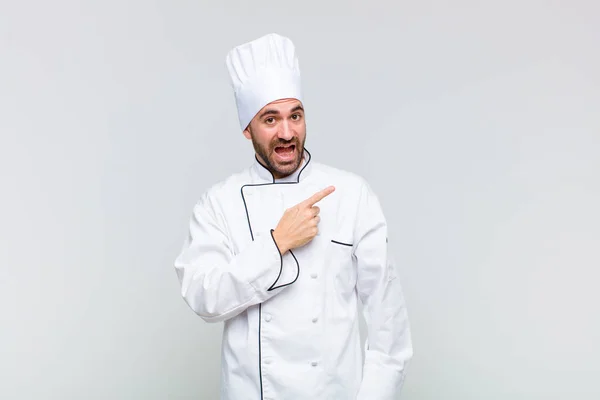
xmin=268 ymin=229 xmax=300 ymax=291
xmin=258 ymin=304 xmax=263 ymax=397
xmin=241 ymin=182 xmax=298 ymax=240
xmin=240 ymin=148 xmax=312 ymax=400
xmin=331 ymin=239 xmax=353 ymax=247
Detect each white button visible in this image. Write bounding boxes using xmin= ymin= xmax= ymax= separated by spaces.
xmin=264 ymin=359 xmax=271 ymax=364
xmin=265 ymin=314 xmax=272 ymax=322
xmin=311 ymin=361 xmax=318 ymax=367
xmin=310 ymin=273 xmax=318 ymax=279
xmin=312 ymin=317 xmax=318 ymax=323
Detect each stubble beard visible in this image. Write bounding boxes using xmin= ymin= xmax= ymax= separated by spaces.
xmin=250 ymin=132 xmax=305 ymax=179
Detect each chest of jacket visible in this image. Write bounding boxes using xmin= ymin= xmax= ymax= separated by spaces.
xmin=219 ymin=177 xmax=359 ymax=305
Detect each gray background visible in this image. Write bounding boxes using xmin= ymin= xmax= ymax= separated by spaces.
xmin=1 ymin=1 xmax=599 ymax=399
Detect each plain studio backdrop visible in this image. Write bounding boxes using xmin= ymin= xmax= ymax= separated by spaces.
xmin=1 ymin=1 xmax=599 ymax=399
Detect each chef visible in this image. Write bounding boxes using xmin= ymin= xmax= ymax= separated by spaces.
xmin=174 ymin=32 xmax=413 ymax=399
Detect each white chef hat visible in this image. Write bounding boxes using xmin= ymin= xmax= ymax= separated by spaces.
xmin=226 ymin=33 xmax=303 ymax=131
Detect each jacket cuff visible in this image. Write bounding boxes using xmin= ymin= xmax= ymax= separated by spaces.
xmin=267 ymin=229 xmax=300 ymax=290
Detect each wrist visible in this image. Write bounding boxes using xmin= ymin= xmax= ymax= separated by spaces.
xmin=270 ymin=229 xmax=289 ymax=255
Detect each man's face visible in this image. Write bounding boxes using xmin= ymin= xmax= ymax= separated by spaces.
xmin=243 ymin=98 xmax=306 ymax=179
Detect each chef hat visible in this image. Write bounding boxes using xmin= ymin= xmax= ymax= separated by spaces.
xmin=226 ymin=33 xmax=303 ymax=131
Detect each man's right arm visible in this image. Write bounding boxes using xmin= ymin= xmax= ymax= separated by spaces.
xmin=174 ymin=192 xmax=293 ymax=323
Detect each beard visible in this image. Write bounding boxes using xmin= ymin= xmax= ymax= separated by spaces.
xmin=250 ymin=132 xmax=305 ymax=179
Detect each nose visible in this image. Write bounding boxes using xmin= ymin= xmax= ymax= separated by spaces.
xmin=277 ymin=120 xmax=294 ymax=141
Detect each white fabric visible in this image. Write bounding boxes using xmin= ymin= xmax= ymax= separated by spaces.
xmin=174 ymin=149 xmax=413 ymax=400
xmin=226 ymin=33 xmax=303 ymax=131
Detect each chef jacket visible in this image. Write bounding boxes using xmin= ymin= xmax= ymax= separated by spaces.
xmin=174 ymin=148 xmax=413 ymax=399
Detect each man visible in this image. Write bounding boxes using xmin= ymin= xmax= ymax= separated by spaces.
xmin=174 ymin=33 xmax=413 ymax=399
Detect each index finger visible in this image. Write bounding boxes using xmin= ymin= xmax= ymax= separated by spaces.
xmin=302 ymin=186 xmax=335 ymax=207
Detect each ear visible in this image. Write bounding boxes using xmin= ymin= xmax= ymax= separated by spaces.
xmin=242 ymin=125 xmax=252 ymax=140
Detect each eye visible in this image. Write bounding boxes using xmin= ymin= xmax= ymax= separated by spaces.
xmin=265 ymin=117 xmax=275 ymax=124
xmin=291 ymin=114 xmax=302 ymax=121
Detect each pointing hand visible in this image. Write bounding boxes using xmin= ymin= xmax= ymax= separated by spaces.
xmin=272 ymin=186 xmax=335 ymax=254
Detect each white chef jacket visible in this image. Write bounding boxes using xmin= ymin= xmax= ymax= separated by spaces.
xmin=174 ymin=148 xmax=412 ymax=399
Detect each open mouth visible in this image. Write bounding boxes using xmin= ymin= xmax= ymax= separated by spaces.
xmin=274 ymin=144 xmax=296 ymax=161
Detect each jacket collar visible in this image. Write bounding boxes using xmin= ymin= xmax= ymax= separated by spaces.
xmin=252 ymin=148 xmax=312 ymax=184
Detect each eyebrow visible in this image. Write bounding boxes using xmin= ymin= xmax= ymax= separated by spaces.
xmin=258 ymin=104 xmax=304 ymax=120
xmin=258 ymin=109 xmax=280 ymax=119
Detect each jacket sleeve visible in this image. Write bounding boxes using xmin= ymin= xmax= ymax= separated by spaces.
xmin=353 ymin=181 xmax=413 ymax=400
xmin=174 ymin=192 xmax=295 ymax=323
